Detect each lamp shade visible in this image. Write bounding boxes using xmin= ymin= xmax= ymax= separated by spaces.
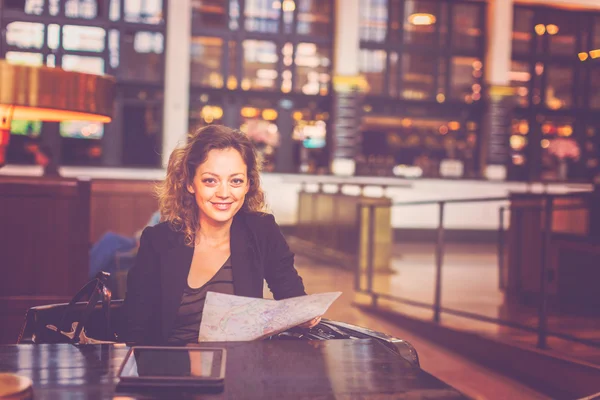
xmin=0 ymin=60 xmax=116 ymax=123
xmin=0 ymin=60 xmax=116 ymax=167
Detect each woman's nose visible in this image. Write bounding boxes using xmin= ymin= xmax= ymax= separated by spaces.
xmin=216 ymin=182 xmax=229 ymax=197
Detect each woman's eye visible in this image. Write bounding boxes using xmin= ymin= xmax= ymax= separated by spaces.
xmin=231 ymin=179 xmax=245 ymax=185
xmin=202 ymin=178 xmax=217 ymax=184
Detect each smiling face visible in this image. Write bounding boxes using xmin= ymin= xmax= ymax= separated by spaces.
xmin=187 ymin=147 xmax=250 ymax=228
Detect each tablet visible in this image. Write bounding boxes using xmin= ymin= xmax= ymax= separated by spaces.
xmin=118 ymin=346 xmax=226 ymax=388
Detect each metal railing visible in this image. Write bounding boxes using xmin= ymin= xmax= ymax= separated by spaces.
xmin=356 ymin=192 xmax=598 ymax=350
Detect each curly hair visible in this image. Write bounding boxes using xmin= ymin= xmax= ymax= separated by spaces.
xmin=157 ymin=125 xmax=266 ymax=246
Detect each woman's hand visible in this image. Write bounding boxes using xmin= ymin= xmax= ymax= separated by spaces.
xmin=298 ymin=316 xmax=321 ymax=329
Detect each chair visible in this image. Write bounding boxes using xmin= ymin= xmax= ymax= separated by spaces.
xmin=17 ymin=300 xmax=126 ymax=344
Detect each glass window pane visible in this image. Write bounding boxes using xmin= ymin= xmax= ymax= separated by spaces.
xmin=192 ymin=0 xmax=228 ymax=29
xmin=60 ymin=121 xmax=104 ymax=139
xmin=48 ymin=24 xmax=60 ymax=50
xmin=547 ymin=15 xmax=576 ymax=56
xmin=450 ymin=57 xmax=482 ymax=103
xmin=404 ymin=0 xmax=438 ymax=46
xmin=4 ymin=0 xmax=44 ymax=14
xmin=359 ymin=0 xmax=387 ymax=42
xmin=242 ymin=40 xmax=278 ymax=90
xmin=452 ymin=3 xmax=481 ymax=50
xmin=122 ymin=103 xmax=162 ymax=167
xmin=125 ymin=0 xmax=164 ymax=24
xmin=295 ymin=43 xmax=331 ymax=95
xmin=510 ymin=61 xmax=530 ymax=107
xmin=591 ymin=69 xmax=600 ymax=109
xmin=190 ymin=37 xmax=224 ymax=88
xmin=5 ymin=51 xmax=44 ymax=66
xmin=227 ymin=41 xmax=238 ymax=89
xmin=539 ymin=116 xmax=577 ymax=181
xmin=545 ymin=66 xmax=573 ymax=109
xmin=120 ymin=31 xmax=164 ymax=81
xmin=65 ymin=0 xmax=99 ymax=19
xmin=389 ymin=52 xmax=399 ymax=97
xmin=62 ymin=26 xmax=106 ymax=52
xmin=61 ymin=55 xmax=105 ymax=74
xmin=595 ymin=17 xmax=600 ymax=48
xmin=401 ymin=54 xmax=434 ymax=100
xmin=6 ymin=22 xmax=44 ymax=49
xmin=512 ymin=8 xmax=533 ymax=54
xmin=297 ymin=0 xmax=332 ymax=37
xmin=359 ymin=49 xmax=386 ymax=95
xmin=240 ymin=110 xmax=279 ymax=171
xmin=110 ymin=0 xmax=121 ymax=20
xmin=244 ymin=0 xmax=280 ymax=33
xmin=189 ymin=103 xmax=225 ymax=131
xmin=109 ymin=30 xmax=119 ymax=68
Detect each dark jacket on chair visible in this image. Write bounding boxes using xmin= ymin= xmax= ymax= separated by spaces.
xmin=123 ymin=211 xmax=306 ymax=344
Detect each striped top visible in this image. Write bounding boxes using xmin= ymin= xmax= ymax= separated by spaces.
xmin=167 ymin=257 xmax=234 ymax=344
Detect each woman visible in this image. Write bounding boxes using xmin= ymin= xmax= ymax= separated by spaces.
xmin=124 ymin=125 xmax=319 ymax=345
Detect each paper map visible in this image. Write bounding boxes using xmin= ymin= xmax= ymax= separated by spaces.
xmin=198 ymin=291 xmax=342 ymax=342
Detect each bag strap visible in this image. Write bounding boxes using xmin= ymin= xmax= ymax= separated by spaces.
xmin=59 ymin=271 xmax=112 ymax=344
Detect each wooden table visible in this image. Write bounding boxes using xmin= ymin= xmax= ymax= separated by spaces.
xmin=0 ymin=340 xmax=467 ymax=399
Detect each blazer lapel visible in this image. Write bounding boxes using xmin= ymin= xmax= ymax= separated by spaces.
xmin=230 ymin=215 xmax=262 ymax=298
xmin=161 ymin=236 xmax=194 ymax=341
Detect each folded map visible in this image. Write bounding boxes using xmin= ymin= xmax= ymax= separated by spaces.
xmin=198 ymin=291 xmax=342 ymax=342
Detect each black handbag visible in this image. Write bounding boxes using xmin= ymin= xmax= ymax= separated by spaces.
xmin=18 ymin=272 xmax=121 ymax=344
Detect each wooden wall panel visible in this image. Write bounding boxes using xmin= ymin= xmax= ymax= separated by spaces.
xmin=0 ymin=177 xmax=90 ymax=344
xmin=90 ymin=180 xmax=159 ymax=243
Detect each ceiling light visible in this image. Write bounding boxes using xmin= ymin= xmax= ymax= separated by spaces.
xmin=590 ymin=49 xmax=600 ymax=59
xmin=546 ymin=24 xmax=559 ymax=35
xmin=534 ymin=24 xmax=546 ymax=35
xmin=578 ymin=52 xmax=589 ymax=61
xmin=408 ymin=13 xmax=436 ymax=26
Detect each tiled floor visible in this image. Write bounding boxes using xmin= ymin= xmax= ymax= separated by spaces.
xmin=364 ymin=242 xmax=600 ymax=366
xmin=289 ymin=253 xmax=551 ymax=400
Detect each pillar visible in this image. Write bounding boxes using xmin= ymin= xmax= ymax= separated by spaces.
xmin=330 ymin=0 xmax=367 ymax=176
xmin=162 ymin=0 xmax=192 ymax=168
xmin=482 ymin=0 xmax=515 ymax=181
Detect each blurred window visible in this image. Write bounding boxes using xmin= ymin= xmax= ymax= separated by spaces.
xmin=359 ymin=49 xmax=386 ymax=95
xmin=124 ymin=0 xmax=164 ymax=24
xmin=65 ymin=0 xmax=99 ymax=19
xmin=5 ymin=51 xmax=44 ymax=65
xmin=510 ymin=61 xmax=531 ymax=107
xmin=450 ymin=57 xmax=482 ymax=103
xmin=191 ymin=36 xmax=224 ymax=88
xmin=297 ymin=0 xmax=331 ymax=37
xmin=62 ymin=54 xmax=105 ymax=74
xmin=403 ymin=0 xmax=438 ymax=46
xmin=62 ymin=26 xmax=106 ymax=52
xmin=401 ymin=54 xmax=435 ymax=101
xmin=192 ymin=0 xmax=229 ymax=29
xmin=119 ymin=31 xmax=164 ymax=81
xmin=512 ymin=8 xmax=533 ymax=54
xmin=359 ymin=0 xmax=387 ymax=42
xmin=591 ymin=69 xmax=600 ymax=109
xmin=3 ymin=0 xmax=44 ymax=15
xmin=6 ymin=22 xmax=44 ymax=49
xmin=546 ymin=14 xmax=577 ymax=56
xmin=452 ymin=3 xmax=481 ymax=51
xmin=294 ymin=43 xmax=331 ymax=95
xmin=545 ymin=66 xmax=573 ymax=110
xmin=242 ymin=40 xmax=278 ymax=90
xmin=244 ymin=0 xmax=280 ymax=33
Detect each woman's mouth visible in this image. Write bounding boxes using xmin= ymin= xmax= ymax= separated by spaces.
xmin=211 ymin=202 xmax=233 ymax=211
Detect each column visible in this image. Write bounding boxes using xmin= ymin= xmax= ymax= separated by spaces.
xmin=161 ymin=0 xmax=192 ymax=168
xmin=481 ymin=0 xmax=515 ymax=181
xmin=330 ymin=0 xmax=367 ymax=176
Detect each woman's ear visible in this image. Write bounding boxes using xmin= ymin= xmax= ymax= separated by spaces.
xmin=187 ymin=183 xmax=195 ymax=194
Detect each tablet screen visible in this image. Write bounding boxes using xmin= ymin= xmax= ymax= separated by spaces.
xmin=119 ymin=347 xmax=226 ymax=382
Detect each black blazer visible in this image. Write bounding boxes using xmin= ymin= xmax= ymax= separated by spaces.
xmin=123 ymin=211 xmax=306 ymax=344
